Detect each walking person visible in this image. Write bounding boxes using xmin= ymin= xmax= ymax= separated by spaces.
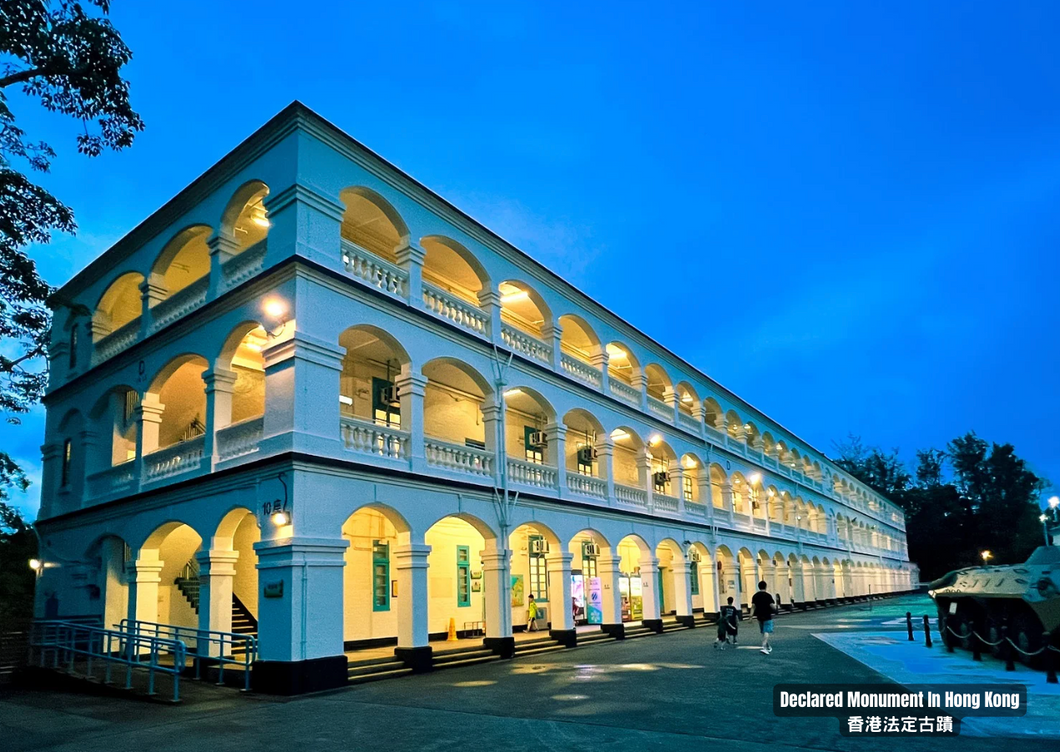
xmin=716 ymin=596 xmax=739 ymax=649
xmin=527 ymin=594 xmax=539 ymax=632
xmin=751 ymin=580 xmax=776 ymax=654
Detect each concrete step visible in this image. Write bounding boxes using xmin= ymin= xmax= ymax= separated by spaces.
xmin=347 ymin=652 xmax=404 ymax=669
xmin=432 ymin=653 xmax=502 ymax=670
xmin=347 ymin=666 xmax=414 ymax=685
xmin=348 ymin=659 xmax=406 ymax=678
xmin=432 ymin=648 xmax=497 ymax=665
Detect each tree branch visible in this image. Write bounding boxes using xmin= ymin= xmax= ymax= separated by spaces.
xmin=0 ymin=69 xmax=46 ymax=90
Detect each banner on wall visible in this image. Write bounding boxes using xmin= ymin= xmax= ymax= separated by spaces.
xmin=511 ymin=574 xmax=524 ymax=607
xmin=587 ymin=577 xmax=603 ymax=624
xmin=571 ymin=574 xmax=585 ymax=623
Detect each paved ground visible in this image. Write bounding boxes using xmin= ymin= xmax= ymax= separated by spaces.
xmin=1 ymin=595 xmax=1052 ymax=752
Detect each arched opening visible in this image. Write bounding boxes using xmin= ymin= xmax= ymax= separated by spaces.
xmin=219 ymin=324 xmax=267 ymax=426
xmin=509 ymin=523 xmax=561 ymax=631
xmin=610 ymin=426 xmax=644 ymax=491
xmin=87 ymin=535 xmax=129 ymax=629
xmin=773 ymin=552 xmax=790 ymax=608
xmin=616 ymin=535 xmax=652 ymax=622
xmin=703 ymin=398 xmax=722 ymax=430
xmin=339 ymin=326 xmax=411 ymax=429
xmin=762 ymin=432 xmax=776 ymax=458
xmin=688 ymin=542 xmax=713 ymax=613
xmin=213 ymin=508 xmax=260 ymax=636
xmin=422 ymin=358 xmax=490 ymax=449
xmin=93 ymin=272 xmax=143 ymax=341
xmin=88 ymin=385 xmax=139 ymax=474
xmin=644 ymin=363 xmax=672 ymax=405
xmin=744 ymin=422 xmax=761 ymax=451
xmin=568 ymin=530 xmax=611 ymax=625
xmin=558 ymin=314 xmax=600 ymax=366
xmin=342 ymin=505 xmax=409 ymax=644
xmin=425 ymin=515 xmax=493 ymax=639
xmin=766 ymin=486 xmax=782 ymax=523
xmin=563 ymin=408 xmax=604 ymax=480
xmin=605 ymin=341 xmax=639 ymax=386
xmin=149 ymin=355 xmax=208 ymax=451
xmin=737 ymin=548 xmax=757 ymax=610
xmin=503 ymin=386 xmax=555 ymax=469
xmin=655 ymin=539 xmax=684 ymax=615
xmin=800 ymin=555 xmax=816 ymax=603
xmin=709 ymin=463 xmax=727 ymax=508
xmin=223 ymin=181 xmax=270 ymax=251
xmin=55 ymin=410 xmax=86 ymax=505
xmin=730 ymin=471 xmax=749 ymax=515
xmin=499 ymin=280 xmax=550 ymax=340
xmin=715 ymin=545 xmax=737 ymax=609
xmin=675 ymin=382 xmax=699 ymax=418
xmin=725 ymin=411 xmax=743 ymax=441
xmin=154 ymin=226 xmax=211 ymax=301
xmin=421 ymin=235 xmax=488 ymax=306
xmin=134 ymin=522 xmax=203 ymax=629
xmin=340 ymin=187 xmax=407 ymax=263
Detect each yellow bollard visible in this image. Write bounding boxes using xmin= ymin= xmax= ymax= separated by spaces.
xmin=447 ymin=617 xmax=458 ymax=641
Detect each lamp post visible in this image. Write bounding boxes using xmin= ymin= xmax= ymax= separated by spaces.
xmin=1042 ymin=514 xmax=1052 ymax=547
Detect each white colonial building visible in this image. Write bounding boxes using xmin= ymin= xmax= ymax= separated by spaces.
xmin=34 ymin=103 xmax=917 ymax=693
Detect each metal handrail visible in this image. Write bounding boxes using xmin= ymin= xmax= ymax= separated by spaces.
xmin=30 ymin=619 xmax=186 ymax=702
xmin=118 ymin=619 xmax=257 ymax=691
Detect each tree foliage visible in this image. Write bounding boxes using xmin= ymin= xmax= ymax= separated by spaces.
xmin=0 ymin=1 xmax=141 ymax=504
xmin=835 ymin=432 xmax=1047 ymax=580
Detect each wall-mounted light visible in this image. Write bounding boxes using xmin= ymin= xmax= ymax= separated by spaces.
xmin=606 ymin=344 xmax=628 ymax=360
xmin=748 ymin=472 xmax=762 ymax=485
xmin=262 ymin=297 xmax=290 ymax=337
xmin=271 ymin=510 xmax=290 ymax=527
xmin=503 ymin=388 xmax=523 ymax=397
xmin=29 ymin=558 xmax=42 ymax=572
xmin=648 ymin=434 xmax=662 ymax=447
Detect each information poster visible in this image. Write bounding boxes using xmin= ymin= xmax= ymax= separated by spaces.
xmin=570 ymin=574 xmax=585 ymax=623
xmin=587 ymin=577 xmax=603 ymax=624
xmin=630 ymin=576 xmax=643 ymax=620
xmin=510 ymin=574 xmax=524 ymax=607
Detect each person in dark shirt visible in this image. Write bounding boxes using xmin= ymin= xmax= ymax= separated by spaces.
xmin=750 ymin=580 xmax=776 ymax=654
xmin=715 ymin=597 xmax=739 ymax=648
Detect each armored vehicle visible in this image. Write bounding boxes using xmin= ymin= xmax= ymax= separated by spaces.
xmin=929 ymin=546 xmax=1060 ymax=664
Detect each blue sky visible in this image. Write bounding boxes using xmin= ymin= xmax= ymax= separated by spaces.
xmin=5 ymin=1 xmax=1059 ymax=516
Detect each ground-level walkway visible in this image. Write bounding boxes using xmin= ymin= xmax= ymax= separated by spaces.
xmin=2 ymin=595 xmax=1051 ymax=752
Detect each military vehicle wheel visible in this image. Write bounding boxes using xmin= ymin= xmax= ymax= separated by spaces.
xmin=984 ymin=617 xmax=1005 ymax=657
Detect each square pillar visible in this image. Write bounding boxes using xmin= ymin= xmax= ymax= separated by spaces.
xmin=545 ymin=551 xmax=575 ymax=646
xmin=704 ymin=555 xmax=720 ymax=617
xmin=663 ymin=387 xmax=680 ymax=425
xmin=597 ymin=554 xmax=625 ymax=638
xmin=669 ymin=460 xmax=686 ymax=515
xmin=637 ymin=448 xmax=653 ymax=511
xmin=541 ymin=321 xmax=563 ymax=371
xmin=590 ymin=350 xmax=609 ymax=394
xmin=138 ymin=274 xmax=166 ymax=337
xmin=135 ymin=394 xmax=165 ymax=458
xmin=207 ymin=234 xmax=241 ymax=297
xmin=204 ymin=367 xmax=237 ymax=467
xmin=126 ymin=558 xmax=163 ymax=627
xmin=669 ymin=557 xmax=695 ymax=626
xmin=480 ymin=545 xmax=514 ymax=657
xmin=639 ymin=556 xmax=662 ymax=632
xmin=196 ymin=549 xmax=239 ymax=656
xmin=395 ymin=370 xmax=427 ymax=473
xmin=263 ymin=184 xmax=345 ymax=272
xmin=478 ymin=289 xmax=503 ymax=341
xmin=251 ymin=537 xmax=349 ymax=695
xmin=393 ymin=542 xmax=432 ymax=671
xmin=544 ymin=422 xmax=567 ymax=496
xmin=395 ymin=242 xmax=426 ymax=310
xmin=631 ymin=371 xmax=648 ymax=410
xmin=595 ymin=437 xmax=616 ymax=506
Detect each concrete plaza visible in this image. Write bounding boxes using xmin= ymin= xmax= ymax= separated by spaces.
xmin=2 ymin=595 xmax=1052 ymax=752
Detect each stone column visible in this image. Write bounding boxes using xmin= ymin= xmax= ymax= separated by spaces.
xmin=597 ymin=554 xmax=625 ymax=638
xmin=393 ymin=542 xmax=432 ymax=671
xmin=731 ymin=561 xmax=743 ymax=611
xmin=478 ymin=289 xmax=503 ymax=341
xmin=637 ymin=447 xmax=653 ymax=511
xmin=395 ymin=242 xmax=426 ymax=310
xmin=663 ymin=386 xmax=680 ymax=425
xmin=138 ymin=275 xmax=166 ymax=337
xmin=590 ymin=350 xmax=609 ymax=395
xmin=545 ymin=422 xmax=568 ymax=497
xmin=704 ymin=555 xmax=720 ymax=617
xmin=639 ymin=556 xmax=662 ymax=632
xmin=777 ymin=562 xmax=793 ymax=609
xmin=135 ymin=394 xmax=165 ymax=458
xmin=595 ymin=436 xmax=615 ymax=505
xmin=631 ymin=371 xmax=648 ymax=410
xmin=692 ymin=405 xmax=707 ymax=438
xmin=721 ymin=482 xmax=735 ymax=514
xmin=263 ymin=183 xmax=345 ymax=272
xmin=208 ymin=234 xmax=241 ymax=297
xmin=261 ymin=332 xmax=344 ymax=456
xmin=196 ymin=548 xmax=239 ymax=656
xmin=252 ymin=536 xmax=349 ymax=694
xmin=481 ymin=403 xmax=502 ymax=484
xmin=669 ymin=460 xmax=686 ymax=515
xmin=545 ymin=552 xmax=575 ymax=646
xmin=791 ymin=560 xmax=806 ymax=607
xmin=541 ymin=321 xmax=563 ymax=372
xmin=395 ymin=370 xmax=427 ymax=473
xmin=480 ymin=544 xmax=513 ymax=657
xmin=126 ymin=557 xmax=163 ymax=628
xmin=669 ymin=557 xmax=695 ymax=627
xmin=204 ymin=367 xmax=238 ymax=467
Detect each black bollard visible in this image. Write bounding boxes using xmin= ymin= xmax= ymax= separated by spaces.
xmin=907 ymin=612 xmax=914 ymax=642
xmin=1001 ymin=622 xmax=1015 ymax=671
xmin=923 ymin=614 xmax=933 ymax=648
xmin=1045 ymin=632 xmax=1057 ymax=684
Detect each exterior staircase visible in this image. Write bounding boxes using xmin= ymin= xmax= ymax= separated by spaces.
xmin=173 ymin=558 xmax=259 ymax=643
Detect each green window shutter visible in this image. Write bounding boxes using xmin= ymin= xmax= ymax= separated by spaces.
xmin=372 ymin=540 xmax=390 ymax=612
xmin=690 ymin=561 xmax=700 ymax=595
xmin=456 ymin=546 xmax=471 ymax=607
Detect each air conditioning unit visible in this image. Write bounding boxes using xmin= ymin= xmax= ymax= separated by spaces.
xmin=527 ymin=431 xmax=548 ymax=449
xmin=583 ymin=542 xmax=600 ymax=558
xmin=378 ymin=385 xmax=399 ymax=406
xmin=530 ymin=539 xmax=549 ymax=555
xmin=687 ymin=548 xmax=702 ymax=563
xmin=577 ymin=446 xmax=598 ymax=464
xmin=653 ymin=471 xmax=670 ymax=486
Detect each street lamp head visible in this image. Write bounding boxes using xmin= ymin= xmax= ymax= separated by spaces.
xmin=980 ymin=550 xmax=992 ymax=563
xmin=1041 ymin=514 xmax=1049 ymax=523
xmin=1049 ymin=496 xmax=1060 ymax=510
xmin=28 ymin=558 xmax=42 ymax=572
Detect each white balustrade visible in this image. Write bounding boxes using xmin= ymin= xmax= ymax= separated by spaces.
xmin=341 ymin=239 xmax=408 ymax=299
xmin=614 ymin=483 xmax=648 ymax=508
xmin=424 ymin=438 xmax=493 ymax=478
xmin=685 ymin=500 xmax=708 ymax=517
xmin=677 ymin=411 xmax=700 ymax=432
xmin=91 ymin=318 xmax=140 ymax=365
xmin=500 ymin=323 xmax=552 ymax=364
xmin=87 ymin=461 xmax=137 ymax=498
xmin=647 ymin=396 xmax=672 ymax=419
xmin=150 ymin=276 xmax=208 ymax=333
xmin=653 ymin=493 xmax=679 ymax=513
xmin=507 ymin=458 xmax=557 ymax=490
xmin=705 ymin=425 xmax=725 ymax=443
xmin=560 ymin=353 xmax=602 ymax=388
xmin=341 ymin=415 xmax=409 ymax=461
xmin=609 ymin=379 xmax=641 ymax=405
xmin=221 ymin=241 xmax=266 ymax=290
xmin=422 ymin=282 xmax=489 ymax=337
xmin=143 ymin=436 xmax=205 ymax=482
xmin=566 ymin=472 xmax=607 ymax=500
xmin=216 ymin=417 xmax=264 ymax=462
